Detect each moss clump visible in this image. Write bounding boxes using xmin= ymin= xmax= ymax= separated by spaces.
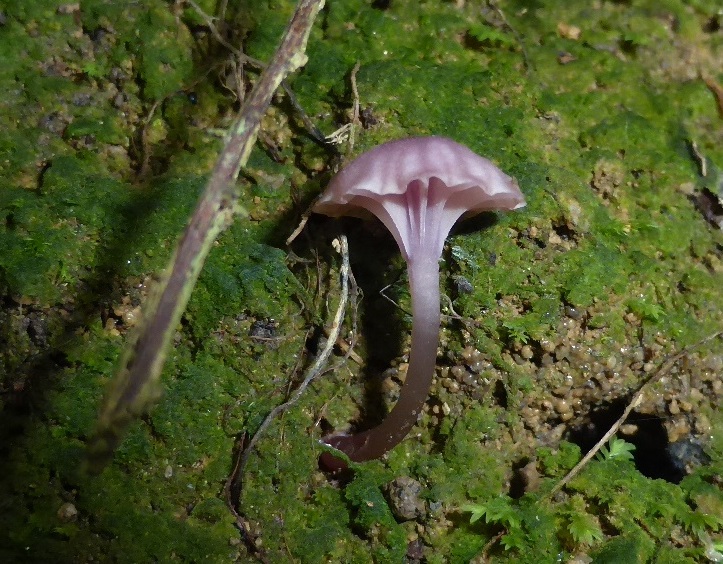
xmin=0 ymin=0 xmax=721 ymax=561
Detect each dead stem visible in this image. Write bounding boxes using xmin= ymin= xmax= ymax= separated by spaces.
xmin=88 ymin=0 xmax=326 ymax=473
xmin=234 ymin=235 xmax=351 ymax=475
xmin=187 ymin=0 xmax=329 ymax=144
xmin=348 ymin=61 xmax=361 ymax=153
xmin=223 ymin=236 xmax=357 ymax=550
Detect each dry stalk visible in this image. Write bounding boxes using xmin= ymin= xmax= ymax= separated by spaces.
xmin=88 ymin=0 xmax=326 ymax=472
xmin=235 ymin=235 xmax=351 ymax=474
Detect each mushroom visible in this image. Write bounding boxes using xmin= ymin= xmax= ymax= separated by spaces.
xmin=314 ymin=136 xmax=525 ymax=468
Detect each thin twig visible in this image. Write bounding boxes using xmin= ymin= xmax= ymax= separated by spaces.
xmin=550 ymin=331 xmax=722 ymax=496
xmin=283 ymin=83 xmax=331 ymax=147
xmin=236 ymin=235 xmax=351 ymax=474
xmin=286 ymin=213 xmax=312 ymax=246
xmin=188 ymin=0 xmax=329 ymax=146
xmin=87 ymin=0 xmax=326 ymax=472
xmin=472 ymin=530 xmax=506 ymax=563
xmin=186 ymin=0 xmax=263 ymax=67
xmin=348 ymin=61 xmax=361 ymax=153
xmin=689 ymin=139 xmax=708 ymax=177
xmin=136 ymin=100 xmax=161 ymax=179
xmin=701 ymin=72 xmax=723 ymax=119
xmin=325 ymin=327 xmax=363 ymax=365
xmin=488 ymin=1 xmax=532 ymax=75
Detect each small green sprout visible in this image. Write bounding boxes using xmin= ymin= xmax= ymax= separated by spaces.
xmin=596 ymin=436 xmax=636 ymax=462
xmin=561 ymin=495 xmax=605 ymax=546
xmin=502 ymin=318 xmax=531 ymax=344
xmin=626 ymin=298 xmax=666 ymax=322
xmin=462 ymin=496 xmax=521 ymax=529
xmin=462 ymin=496 xmax=526 ymax=550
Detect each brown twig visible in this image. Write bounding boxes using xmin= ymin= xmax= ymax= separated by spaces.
xmin=487 ymin=0 xmax=532 ymax=75
xmin=135 ymin=100 xmax=161 ymax=179
xmin=348 ymin=61 xmax=361 ymax=153
xmin=88 ymin=0 xmax=326 ymax=472
xmin=187 ymin=0 xmax=329 ymax=145
xmin=701 ymin=72 xmax=723 ymax=119
xmin=473 ymin=530 xmax=506 ymax=563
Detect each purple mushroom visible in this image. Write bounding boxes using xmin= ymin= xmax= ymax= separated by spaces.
xmin=314 ymin=136 xmax=525 ymax=468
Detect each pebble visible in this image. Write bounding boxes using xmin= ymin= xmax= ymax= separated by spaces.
xmin=666 ymin=418 xmax=691 ymax=443
xmin=694 ymin=414 xmax=711 ymax=435
xmin=520 ymin=345 xmax=534 ymax=360
xmin=553 ymin=398 xmax=571 ymax=416
xmin=668 ymin=399 xmax=680 ymax=415
xmin=385 ymin=477 xmax=426 ymax=521
xmin=57 ymin=502 xmax=78 ymax=523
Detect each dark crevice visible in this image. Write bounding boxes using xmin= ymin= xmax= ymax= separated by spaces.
xmin=565 ymin=400 xmax=708 ymax=483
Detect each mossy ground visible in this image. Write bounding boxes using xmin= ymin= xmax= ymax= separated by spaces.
xmin=0 ymin=0 xmax=721 ymax=562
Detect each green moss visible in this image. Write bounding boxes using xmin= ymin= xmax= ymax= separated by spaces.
xmin=1 ymin=0 xmax=721 ymax=561
xmin=64 ymin=114 xmax=127 ymax=145
xmin=344 ymin=469 xmax=407 ymax=561
xmin=80 ymin=1 xmax=194 ymax=102
xmin=591 ymin=532 xmax=655 ymax=564
xmin=0 ymin=156 xmax=132 ymax=303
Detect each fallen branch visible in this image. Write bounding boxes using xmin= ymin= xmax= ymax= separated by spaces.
xmin=87 ymin=0 xmax=326 ymax=473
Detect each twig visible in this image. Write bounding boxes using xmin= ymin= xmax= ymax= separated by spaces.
xmin=348 ymin=61 xmax=361 ymax=153
xmin=135 ymin=100 xmax=161 ymax=179
xmin=549 ymin=331 xmax=722 ymax=496
xmin=701 ymin=72 xmax=723 ymax=119
xmin=689 ymin=139 xmax=708 ymax=177
xmin=187 ymin=0 xmax=329 ymax=146
xmin=235 ymin=235 xmax=351 ymax=475
xmin=87 ymin=0 xmax=326 ymax=473
xmin=325 ymin=327 xmax=363 ymax=365
xmin=441 ymin=293 xmax=481 ymax=332
xmin=472 ymin=530 xmax=505 ymax=563
xmin=283 ymin=84 xmax=331 ymax=147
xmin=286 ymin=212 xmax=312 ymax=246
xmin=186 ymin=0 xmax=263 ymax=67
xmin=487 ymin=1 xmax=532 ymax=75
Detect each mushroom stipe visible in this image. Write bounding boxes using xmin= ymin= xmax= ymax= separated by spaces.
xmin=313 ymin=136 xmax=525 ymax=470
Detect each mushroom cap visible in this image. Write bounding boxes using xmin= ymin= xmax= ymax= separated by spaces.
xmin=314 ymin=136 xmax=525 ymax=259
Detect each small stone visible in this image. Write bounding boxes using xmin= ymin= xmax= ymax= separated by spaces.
xmin=58 ymin=3 xmax=80 ymax=15
xmin=665 ymin=418 xmax=691 ymax=443
xmin=450 ymin=365 xmax=467 ymax=381
xmin=553 ymin=398 xmax=571 ymax=415
xmin=57 ymin=502 xmax=78 ymax=523
xmin=689 ymin=388 xmax=704 ymax=402
xmin=712 ymin=379 xmax=722 ymax=394
xmin=406 ymin=538 xmax=425 ymax=560
xmin=516 ymin=460 xmax=541 ymax=493
xmin=678 ymin=400 xmax=693 ymax=413
xmin=385 ymin=477 xmax=425 ymax=521
xmin=694 ymin=414 xmax=711 ymax=435
xmin=668 ymin=399 xmax=680 ymax=415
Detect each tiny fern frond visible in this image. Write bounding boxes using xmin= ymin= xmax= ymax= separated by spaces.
xmin=596 ymin=436 xmax=636 ymax=462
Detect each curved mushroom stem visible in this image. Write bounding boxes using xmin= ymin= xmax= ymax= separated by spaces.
xmin=320 ymin=252 xmax=440 ymax=470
